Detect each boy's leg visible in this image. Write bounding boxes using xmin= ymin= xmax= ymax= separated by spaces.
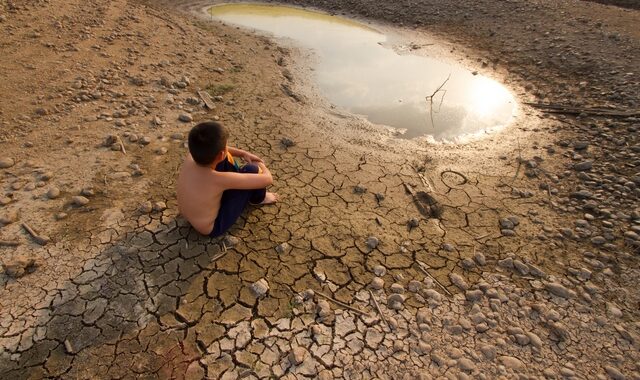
xmin=210 ymin=163 xmax=267 ymax=237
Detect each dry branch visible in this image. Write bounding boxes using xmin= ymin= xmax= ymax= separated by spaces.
xmin=368 ymin=289 xmax=390 ymax=331
xmin=316 ymin=291 xmax=371 ymax=317
xmin=416 ymin=260 xmax=453 ymax=297
xmin=425 ymin=74 xmax=451 ymax=129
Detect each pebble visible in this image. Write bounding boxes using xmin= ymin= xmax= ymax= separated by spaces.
xmin=449 ymin=273 xmax=469 ymax=290
xmin=250 ymin=279 xmax=269 ymax=298
xmin=354 ymin=185 xmax=367 ymax=194
xmin=275 ymin=242 xmax=291 ymax=254
xmin=70 ymin=196 xmax=89 ymax=206
xmin=373 ymin=265 xmax=386 ymax=276
xmin=407 ymin=280 xmax=421 ymax=293
xmin=458 ymin=358 xmax=476 ymax=372
xmin=574 ymin=161 xmax=593 ymax=171
xmin=387 ymin=294 xmax=406 ymax=310
xmin=47 ymin=187 xmax=61 ymax=199
xmin=178 ymin=113 xmax=193 ymax=122
xmin=138 ymin=201 xmax=153 ymax=213
xmin=390 ymin=283 xmax=405 ymax=294
xmin=280 ymin=137 xmax=295 ymax=147
xmin=545 ymin=282 xmax=576 ymax=299
xmin=370 ymin=277 xmax=384 ymax=290
xmin=0 ymin=210 xmax=18 ymax=225
xmin=223 ymin=235 xmax=239 ymax=248
xmin=499 ymin=355 xmax=524 ymax=370
xmin=604 ymin=366 xmax=625 ymax=380
xmin=465 ymin=289 xmax=483 ymax=302
xmin=366 ymin=236 xmax=379 ymax=249
xmin=0 ymin=157 xmax=15 ymax=169
xmin=474 ymin=251 xmax=486 ymax=265
xmin=152 ymin=201 xmax=167 ymax=212
xmin=55 ymin=212 xmax=67 ymax=220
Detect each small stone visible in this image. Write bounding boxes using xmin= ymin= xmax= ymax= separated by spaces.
xmin=373 ymin=265 xmax=386 ymax=276
xmin=178 ymin=114 xmax=193 ymax=122
xmin=545 ymin=282 xmax=576 ymax=299
xmin=280 ymin=137 xmax=295 ymax=147
xmin=458 ymin=358 xmax=476 ymax=372
xmin=223 ymin=235 xmax=239 ymax=248
xmin=55 ymin=212 xmax=67 ymax=220
xmin=408 ymin=218 xmax=419 ymax=228
xmin=390 ymin=283 xmax=405 ymax=294
xmin=474 ymin=251 xmax=486 ymax=265
xmin=70 ymin=196 xmax=89 ymax=206
xmin=138 ymin=201 xmax=153 ymax=213
xmin=80 ymin=188 xmax=94 ymax=197
xmin=275 ymin=242 xmax=291 ymax=254
xmin=0 ymin=210 xmax=18 ymax=225
xmin=480 ymin=345 xmax=496 ymax=360
xmin=152 ymin=201 xmax=167 ymax=212
xmin=499 ymin=355 xmax=524 ymax=370
xmin=574 ymin=161 xmax=593 ymax=171
xmin=407 ymin=280 xmax=421 ymax=293
xmin=354 ymin=184 xmax=367 ymax=194
xmin=365 ymin=236 xmax=379 ymax=249
xmin=301 ymin=289 xmax=315 ymax=301
xmin=604 ymin=366 xmax=625 ymax=380
xmin=0 ymin=157 xmax=15 ymax=169
xmin=140 ymin=136 xmax=151 ymax=145
xmin=250 ymin=279 xmax=269 ymax=298
xmin=465 ymin=290 xmax=483 ymax=302
xmin=47 ymin=187 xmax=61 ymax=199
xmin=2 ymin=254 xmax=38 ymax=278
xmin=449 ymin=273 xmax=469 ymax=290
xmin=370 ymin=277 xmax=384 ymax=290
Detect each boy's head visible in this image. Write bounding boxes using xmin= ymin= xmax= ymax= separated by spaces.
xmin=188 ymin=121 xmax=229 ymax=166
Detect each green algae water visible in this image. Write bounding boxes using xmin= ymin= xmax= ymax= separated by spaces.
xmin=209 ymin=4 xmax=517 ymax=141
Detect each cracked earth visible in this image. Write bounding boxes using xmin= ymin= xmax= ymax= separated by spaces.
xmin=1 ymin=0 xmax=639 ymax=379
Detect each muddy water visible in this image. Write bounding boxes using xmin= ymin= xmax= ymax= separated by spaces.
xmin=210 ymin=3 xmax=517 ymax=141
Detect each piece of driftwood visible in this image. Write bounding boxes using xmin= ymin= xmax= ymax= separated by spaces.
xmin=416 ymin=260 xmax=453 ymax=297
xmin=316 ymin=291 xmax=371 ymax=317
xmin=22 ymin=223 xmax=50 ymax=245
xmin=198 ymin=90 xmax=216 ymax=110
xmin=525 ymin=102 xmax=640 ymax=118
xmin=0 ymin=240 xmax=20 ymax=247
xmin=368 ymin=290 xmax=390 ymax=331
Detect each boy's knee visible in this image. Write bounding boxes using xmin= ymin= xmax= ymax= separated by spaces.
xmin=240 ymin=163 xmax=259 ymax=174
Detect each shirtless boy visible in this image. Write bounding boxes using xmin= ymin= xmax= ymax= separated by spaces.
xmin=177 ymin=121 xmax=278 ymax=237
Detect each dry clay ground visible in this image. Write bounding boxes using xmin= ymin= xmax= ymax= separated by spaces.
xmin=0 ymin=0 xmax=639 ymax=379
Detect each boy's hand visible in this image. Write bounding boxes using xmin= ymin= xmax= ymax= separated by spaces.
xmin=242 ymin=152 xmax=263 ymax=164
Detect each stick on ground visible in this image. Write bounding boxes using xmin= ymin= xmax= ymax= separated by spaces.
xmin=416 ymin=260 xmax=453 ymax=297
xmin=316 ymin=291 xmax=371 ymax=317
xmin=368 ymin=289 xmax=390 ymax=331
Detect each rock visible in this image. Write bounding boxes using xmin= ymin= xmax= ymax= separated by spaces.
xmin=178 ymin=114 xmax=193 ymax=122
xmin=2 ymin=255 xmax=38 ymax=278
xmin=373 ymin=265 xmax=386 ymax=276
xmin=498 ymin=355 xmax=524 ymax=370
xmin=604 ymin=366 xmax=625 ymax=380
xmin=458 ymin=358 xmax=476 ymax=372
xmin=407 ymin=280 xmax=422 ymax=293
xmin=387 ymin=293 xmax=406 ymax=305
xmin=408 ymin=218 xmax=419 ymax=228
xmin=275 ymin=242 xmax=291 ymax=254
xmin=280 ymin=137 xmax=295 ymax=147
xmin=250 ymin=279 xmax=269 ymax=298
xmin=480 ymin=345 xmax=496 ymax=360
xmin=70 ymin=196 xmax=89 ymax=206
xmin=449 ymin=273 xmax=469 ymax=290
xmin=390 ymin=283 xmax=405 ymax=294
xmin=370 ymin=277 xmax=384 ymax=290
xmin=55 ymin=212 xmax=67 ymax=220
xmin=545 ymin=282 xmax=576 ymax=299
xmin=223 ymin=235 xmax=239 ymax=248
xmin=289 ymin=347 xmax=307 ymax=366
xmin=138 ymin=201 xmax=153 ymax=213
xmin=80 ymin=188 xmax=94 ymax=197
xmin=354 ymin=184 xmax=367 ymax=194
xmin=365 ymin=236 xmax=379 ymax=249
xmin=574 ymin=161 xmax=593 ymax=171
xmin=140 ymin=136 xmax=151 ymax=145
xmin=0 ymin=210 xmax=18 ymax=225
xmin=0 ymin=157 xmax=15 ymax=169
xmin=46 ymin=187 xmax=61 ymax=199
xmin=152 ymin=201 xmax=167 ymax=212
xmin=465 ymin=289 xmax=483 ymax=302
xmin=474 ymin=251 xmax=486 ymax=265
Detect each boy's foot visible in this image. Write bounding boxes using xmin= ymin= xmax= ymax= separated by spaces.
xmin=259 ymin=192 xmax=278 ymax=205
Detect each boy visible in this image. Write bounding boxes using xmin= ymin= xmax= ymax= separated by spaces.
xmin=177 ymin=121 xmax=277 ymax=237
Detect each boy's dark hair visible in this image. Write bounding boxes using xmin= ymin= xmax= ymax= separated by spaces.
xmin=188 ymin=121 xmax=229 ymax=166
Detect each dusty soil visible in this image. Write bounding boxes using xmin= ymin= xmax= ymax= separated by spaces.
xmin=0 ymin=0 xmax=639 ymax=379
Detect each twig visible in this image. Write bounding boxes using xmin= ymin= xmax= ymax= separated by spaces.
xmin=316 ymin=291 xmax=371 ymax=317
xmin=116 ymin=136 xmax=126 ymax=155
xmin=22 ymin=223 xmax=50 ymax=246
xmin=368 ymin=290 xmax=390 ymax=331
xmin=0 ymin=240 xmax=20 ymax=247
xmin=425 ymin=74 xmax=451 ymax=129
xmin=416 ymin=260 xmax=452 ymax=297
xmin=210 ymin=250 xmax=228 ymax=262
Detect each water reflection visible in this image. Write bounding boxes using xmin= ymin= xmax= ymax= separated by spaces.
xmin=210 ymin=4 xmax=516 ymax=140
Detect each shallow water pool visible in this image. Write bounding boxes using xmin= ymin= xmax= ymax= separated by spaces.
xmin=209 ymin=4 xmax=517 ymax=141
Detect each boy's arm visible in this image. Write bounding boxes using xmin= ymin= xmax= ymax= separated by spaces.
xmin=217 ymin=165 xmax=273 ymax=190
xmin=227 ymin=146 xmax=263 ymax=163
